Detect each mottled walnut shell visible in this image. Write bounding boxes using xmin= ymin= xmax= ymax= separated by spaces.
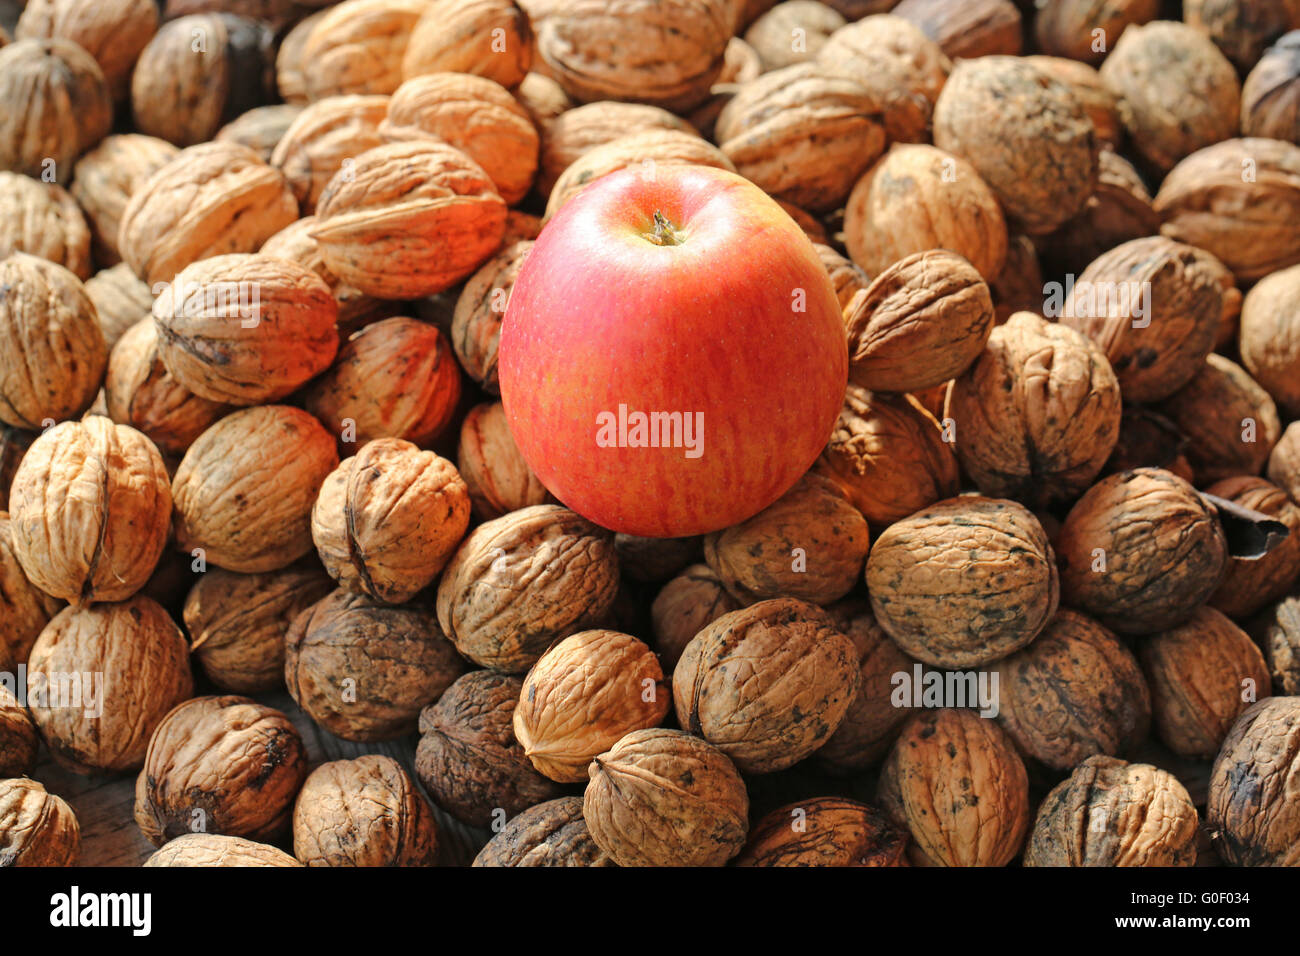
xmin=1185 ymin=0 xmax=1300 ymax=73
xmin=1059 ymin=236 xmax=1225 ymax=403
xmin=456 ymin=402 xmax=549 ymax=521
xmin=16 ymin=0 xmax=157 ymax=101
xmin=1025 ymin=755 xmax=1198 ymax=867
xmin=311 ymin=439 xmax=470 ymax=603
xmin=1033 ymin=0 xmax=1158 ymax=64
xmin=451 ymin=241 xmax=531 ymax=394
xmin=414 ymin=670 xmax=565 ymax=827
xmin=144 ymin=833 xmax=301 ymax=867
xmin=118 ymin=142 xmax=299 ymax=288
xmin=583 ymin=727 xmax=749 ymax=867
xmin=843 ymin=144 xmax=1008 ymax=283
xmin=274 ymin=8 xmax=327 ymax=106
xmin=134 ymin=695 xmax=308 ymax=846
xmin=184 ymin=564 xmax=333 ymax=693
xmin=866 ymin=496 xmax=1059 ymax=668
xmin=473 ymin=796 xmax=614 ymax=867
xmin=814 ymin=243 xmax=870 ymax=309
xmin=877 ymin=708 xmax=1029 ymax=867
xmin=10 ymin=418 xmax=170 ymax=605
xmin=259 ymin=217 xmax=390 ymax=334
xmin=0 ymin=512 xmax=62 ymax=664
xmin=703 ymin=473 xmax=869 ymax=606
xmin=172 ymin=405 xmax=339 ymax=573
xmin=649 ymin=563 xmax=742 ymax=674
xmin=1270 ymin=421 xmax=1300 ymax=504
xmin=744 ymin=1 xmax=844 ymax=70
xmin=1057 ymin=469 xmax=1227 ymax=635
xmin=0 ymin=173 xmax=92 ymax=280
xmin=70 ymin=135 xmax=178 ymax=268
xmin=85 ymin=263 xmax=154 ymax=351
xmin=1242 ymin=31 xmax=1300 ymax=143
xmin=1261 ymin=595 xmax=1300 ymax=694
xmin=1207 ymin=477 xmax=1300 ymax=619
xmin=735 ymin=797 xmax=907 ymax=866
xmin=215 ymin=104 xmax=304 ymax=163
xmin=1240 ymin=263 xmax=1300 ymax=417
xmin=1024 ymin=56 xmax=1122 ymax=148
xmin=300 ymin=0 xmax=429 ymax=100
xmin=269 ymin=95 xmax=387 ymax=214
xmin=845 ymin=250 xmax=995 ymax=394
xmin=403 ymin=0 xmax=532 ymax=89
xmin=27 ymin=596 xmax=194 ymax=773
xmin=613 ymin=534 xmax=699 ymax=583
xmin=0 ymin=778 xmax=80 ymax=866
xmin=892 ymin=0 xmax=1021 ymax=58
xmin=0 ymin=38 xmax=111 ymax=179
xmin=537 ymin=101 xmax=692 ymax=201
xmin=0 ymin=685 xmax=39 ymax=778
xmin=292 ymin=755 xmax=438 ymax=866
xmin=673 ymin=598 xmax=859 ymax=774
xmin=948 ymin=312 xmax=1122 ymax=507
xmin=0 ymin=254 xmax=107 ymax=430
xmin=436 ymin=504 xmax=619 ymax=673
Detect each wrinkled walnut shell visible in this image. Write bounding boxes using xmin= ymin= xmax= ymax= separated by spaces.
xmin=1205 ymin=477 xmax=1300 ymax=619
xmin=456 ymin=401 xmax=550 ymax=521
xmin=269 ymin=94 xmax=388 ymax=214
xmin=734 ymin=797 xmax=907 ymax=867
xmin=16 ymin=0 xmax=157 ymax=102
xmin=403 ymin=0 xmax=533 ymax=89
xmin=215 ymin=104 xmax=304 ymax=163
xmin=1242 ymin=30 xmax=1300 ymax=143
xmin=1240 ymin=263 xmax=1300 ymax=418
xmin=70 ymin=135 xmax=179 ymax=268
xmin=0 ymin=172 xmax=92 ymax=280
xmin=144 ymin=833 xmax=302 ymax=867
xmin=537 ymin=101 xmax=693 ymax=199
xmin=0 ymin=512 xmax=63 ymax=664
xmin=472 ymin=796 xmax=614 ymax=867
xmin=648 ymin=563 xmax=742 ymax=675
xmin=451 ymin=241 xmax=532 ymax=394
xmin=84 ymin=263 xmax=154 ymax=351
xmin=299 ymin=0 xmax=429 ymax=100
xmin=1034 ymin=0 xmax=1158 ymax=64
xmin=0 ymin=778 xmax=80 ymax=866
xmin=0 ymin=684 xmax=39 ymax=778
xmin=744 ymin=1 xmax=844 ymax=71
xmin=892 ymin=0 xmax=1021 ymax=59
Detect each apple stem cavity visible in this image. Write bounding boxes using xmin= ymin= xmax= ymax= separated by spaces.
xmin=643 ymin=210 xmax=685 ymax=247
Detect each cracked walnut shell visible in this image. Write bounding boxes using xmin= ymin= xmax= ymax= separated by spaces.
xmin=734 ymin=797 xmax=907 ymax=867
xmin=1203 ymin=478 xmax=1300 ymax=619
xmin=473 ymin=796 xmax=614 ymax=867
xmin=0 ymin=778 xmax=80 ymax=867
xmin=144 ymin=833 xmax=301 ymax=867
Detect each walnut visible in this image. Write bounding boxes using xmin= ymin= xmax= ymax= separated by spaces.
xmin=16 ymin=0 xmax=157 ymax=101
xmin=1024 ymin=56 xmax=1122 ymax=148
xmin=0 ymin=512 xmax=62 ymax=664
xmin=27 ymin=596 xmax=193 ymax=773
xmin=1207 ymin=696 xmax=1300 ymax=865
xmin=436 ymin=504 xmax=619 ymax=673
xmin=162 ymin=0 xmax=315 ymax=32
xmin=215 ymin=104 xmax=305 ymax=163
xmin=118 ymin=142 xmax=299 ymax=288
xmin=877 ymin=709 xmax=1029 ymax=867
xmin=299 ymin=0 xmax=429 ymax=100
xmin=1025 ymin=755 xmax=1198 ymax=867
xmin=456 ymin=402 xmax=549 ymax=521
xmin=0 ymin=685 xmax=39 ymax=778
xmin=134 ymin=695 xmax=308 ymax=846
xmin=0 ymin=173 xmax=92 ymax=280
xmin=473 ymin=796 xmax=614 ymax=867
xmin=1206 ymin=477 xmax=1300 ymax=619
xmin=259 ymin=217 xmax=391 ymax=334
xmin=184 ymin=564 xmax=333 ymax=693
xmin=1154 ymin=138 xmax=1300 ymax=283
xmin=1240 ymin=263 xmax=1300 ymax=417
xmin=450 ymin=241 xmax=530 ymax=394
xmin=948 ymin=312 xmax=1122 ymax=507
xmin=292 ymin=755 xmax=438 ymax=866
xmin=1269 ymin=421 xmax=1300 ymax=504
xmin=814 ymin=243 xmax=870 ymax=309
xmin=614 ymin=534 xmax=700 ymax=583
xmin=775 ymin=199 xmax=828 ymax=243
xmin=514 ymin=71 xmax=573 ymax=133
xmin=403 ymin=0 xmax=532 ymax=89
xmin=70 ymin=135 xmax=179 ymax=268
xmin=648 ymin=564 xmax=742 ymax=674
xmin=1242 ymin=31 xmax=1300 ymax=142
xmin=583 ymin=728 xmax=749 ymax=867
xmin=414 ymin=670 xmax=565 ymax=827
xmin=144 ymin=833 xmax=302 ymax=867
xmin=0 ymin=254 xmax=106 ymax=430
xmin=537 ymin=102 xmax=694 ymax=201
xmin=0 ymin=779 xmax=80 ymax=866
xmin=735 ymin=797 xmax=907 ymax=866
xmin=0 ymin=38 xmax=111 ymax=179
xmin=1033 ymin=0 xmax=1158 ymax=64
xmin=274 ymin=8 xmax=327 ymax=106
xmin=269 ymin=95 xmax=387 ymax=214
xmin=844 ymin=250 xmax=995 ymax=394
xmin=1260 ymin=595 xmax=1300 ymax=694
xmin=892 ymin=0 xmax=1021 ymax=58
xmin=1184 ymin=0 xmax=1300 ymax=73
xmin=171 ymin=405 xmax=339 ymax=573
xmin=673 ymin=598 xmax=859 ymax=774
xmin=85 ymin=263 xmax=154 ymax=351
xmin=991 ymin=234 xmax=1042 ymax=323
xmin=743 ymin=1 xmax=844 ymax=70
xmin=866 ymin=496 xmax=1059 ymax=668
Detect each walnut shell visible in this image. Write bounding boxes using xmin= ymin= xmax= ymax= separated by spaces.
xmin=1260 ymin=595 xmax=1300 ymax=694
xmin=450 ymin=241 xmax=530 ymax=394
xmin=1270 ymin=421 xmax=1300 ymax=504
xmin=673 ymin=598 xmax=859 ymax=774
xmin=514 ymin=70 xmax=573 ymax=132
xmin=649 ymin=563 xmax=742 ymax=674
xmin=473 ymin=796 xmax=614 ymax=867
xmin=1024 ymin=56 xmax=1122 ymax=149
xmin=845 ymin=249 xmax=995 ymax=394
xmin=1206 ymin=477 xmax=1300 ymax=619
xmin=259 ymin=217 xmax=391 ymax=334
xmin=27 ymin=596 xmax=194 ymax=773
xmin=299 ymin=0 xmax=429 ymax=100
xmin=814 ymin=243 xmax=870 ymax=309
xmin=0 ymin=684 xmax=39 ymax=778
xmin=613 ymin=534 xmax=700 ymax=583
xmin=1025 ymin=755 xmax=1198 ymax=867
xmin=456 ymin=401 xmax=549 ymax=521
xmin=85 ymin=263 xmax=154 ymax=351
xmin=1184 ymin=0 xmax=1300 ymax=73
xmin=16 ymin=0 xmax=157 ymax=101
xmin=1240 ymin=263 xmax=1300 ymax=417
xmin=0 ymin=253 xmax=107 ymax=430
xmin=274 ymin=8 xmax=327 ymax=106
xmin=414 ymin=670 xmax=565 ymax=827
xmin=435 ymin=504 xmax=620 ymax=673
xmin=583 ymin=727 xmax=749 ymax=867
xmin=0 ymin=430 xmax=33 ymax=510
xmin=892 ymin=0 xmax=1021 ymax=58
xmin=991 ymin=234 xmax=1042 ymax=323
xmin=948 ymin=311 xmax=1122 ymax=507
xmin=144 ymin=833 xmax=302 ymax=867
xmin=1033 ymin=0 xmax=1158 ymax=64
xmin=0 ymin=778 xmax=80 ymax=866
xmin=743 ymin=1 xmax=845 ymax=71
xmin=215 ymin=104 xmax=304 ymax=163
xmin=1242 ymin=31 xmax=1300 ymax=143
xmin=292 ymin=755 xmax=438 ymax=866
xmin=184 ymin=564 xmax=333 ymax=693
xmin=172 ymin=405 xmax=339 ymax=573
xmin=403 ymin=0 xmax=532 ymax=89
xmin=161 ymin=0 xmax=311 ymax=36
xmin=0 ymin=172 xmax=92 ymax=280
xmin=70 ymin=135 xmax=179 ymax=268
xmin=866 ymin=496 xmax=1059 ymax=668
xmin=134 ymin=695 xmax=308 ymax=846
xmin=0 ymin=512 xmax=63 ymax=664
xmin=877 ymin=708 xmax=1029 ymax=867
xmin=734 ymin=797 xmax=907 ymax=866
xmin=269 ymin=95 xmax=387 ymax=214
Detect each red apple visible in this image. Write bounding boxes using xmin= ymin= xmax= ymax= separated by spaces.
xmin=498 ymin=165 xmax=847 ymax=537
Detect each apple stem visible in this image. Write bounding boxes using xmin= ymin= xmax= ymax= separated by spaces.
xmin=644 ymin=210 xmax=685 ymax=246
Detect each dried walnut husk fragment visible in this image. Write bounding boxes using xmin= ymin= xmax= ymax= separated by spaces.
xmin=16 ymin=0 xmax=157 ymax=102
xmin=456 ymin=402 xmax=549 ymax=521
xmin=1205 ymin=477 xmax=1300 ymax=619
xmin=0 ymin=172 xmax=92 ymax=280
xmin=0 ymin=779 xmax=80 ymax=866
xmin=0 ymin=512 xmax=63 ymax=664
xmin=404 ymin=0 xmax=532 ymax=89
xmin=473 ymin=796 xmax=614 ymax=867
xmin=0 ymin=685 xmax=39 ymax=778
xmin=71 ymin=135 xmax=179 ymax=267
xmin=145 ymin=834 xmax=301 ymax=867
xmin=735 ymin=797 xmax=907 ymax=867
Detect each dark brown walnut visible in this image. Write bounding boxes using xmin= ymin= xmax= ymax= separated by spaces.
xmin=311 ymin=439 xmax=470 ymax=603
xmin=1057 ymin=469 xmax=1227 ymax=635
xmin=300 ymin=0 xmax=429 ymax=100
xmin=673 ymin=598 xmax=859 ymax=774
xmin=815 ymin=599 xmax=915 ymax=773
xmin=0 ymin=512 xmax=62 ymax=664
xmin=415 ymin=670 xmax=565 ymax=827
xmin=537 ymin=102 xmax=693 ymax=200
xmin=9 ymin=418 xmax=170 ymax=605
xmin=1141 ymin=606 xmax=1271 ymax=758
xmin=26 ymin=596 xmax=194 ymax=773
xmin=775 ymin=199 xmax=828 ymax=243
xmin=404 ymin=0 xmax=532 ymax=89
xmin=0 ymin=685 xmax=39 ymax=778
xmin=814 ymin=243 xmax=870 ymax=309
xmin=583 ymin=728 xmax=749 ymax=867
xmin=991 ymin=234 xmax=1043 ymax=323
xmin=515 ymin=71 xmax=574 ymax=134
xmin=184 ymin=564 xmax=333 ymax=693
xmin=70 ymin=135 xmax=179 ymax=268
xmin=892 ymin=0 xmax=1020 ymax=58
xmin=1034 ymin=0 xmax=1158 ymax=64
xmin=1240 ymin=264 xmax=1300 ymax=417
xmin=118 ymin=142 xmax=299 ymax=288
xmin=845 ymin=250 xmax=995 ymax=394
xmin=0 ymin=779 xmax=80 ymax=866
xmin=85 ymin=263 xmax=154 ymax=351
xmin=1025 ymin=755 xmax=1198 ymax=867
xmin=822 ymin=0 xmax=899 ymax=15
xmin=436 ymin=504 xmax=620 ymax=673
xmin=16 ymin=0 xmax=157 ymax=101
xmin=0 ymin=38 xmax=111 ymax=179
xmin=613 ymin=534 xmax=699 ymax=584
xmin=993 ymin=609 xmax=1150 ymax=771
xmin=1024 ymin=56 xmax=1122 ymax=148
xmin=866 ymin=496 xmax=1059 ymax=668
xmin=515 ymin=630 xmax=669 ymax=782
xmin=743 ymin=1 xmax=845 ymax=70
xmin=161 ymin=0 xmax=317 ymax=32
xmin=1207 ymin=696 xmax=1300 ymax=866
xmin=649 ymin=564 xmax=742 ymax=674
xmin=0 ymin=254 xmax=106 ymax=430
xmin=1271 ymin=421 xmax=1300 ymax=503
xmin=877 ymin=708 xmax=1029 ymax=867
xmin=452 ymin=241 xmax=531 ymax=394
xmin=1261 ymin=595 xmax=1300 ymax=694
xmin=1242 ymin=31 xmax=1300 ymax=142
xmin=734 ymin=797 xmax=907 ymax=867
xmin=292 ymin=755 xmax=438 ymax=866
xmin=1155 ymin=138 xmax=1300 ymax=283
xmin=274 ymin=8 xmax=327 ymax=106
xmin=703 ymin=473 xmax=869 ymax=606
xmin=456 ymin=402 xmax=549 ymax=521
xmin=1205 ymin=477 xmax=1300 ymax=618
xmin=215 ymin=104 xmax=304 ymax=163
xmin=144 ymin=833 xmax=301 ymax=867
xmin=285 ymin=588 xmax=466 ymax=741
xmin=1059 ymin=236 xmax=1226 ymax=403
xmin=1185 ymin=0 xmax=1300 ymax=73
xmin=172 ymin=405 xmax=339 ymax=573
xmin=948 ymin=312 xmax=1122 ymax=508
xmin=269 ymin=95 xmax=388 ymax=214
xmin=134 ymin=695 xmax=307 ymax=846
xmin=1103 ymin=407 xmax=1199 ymax=495
xmin=473 ymin=796 xmax=614 ymax=867
xmin=0 ymin=173 xmax=92 ymax=280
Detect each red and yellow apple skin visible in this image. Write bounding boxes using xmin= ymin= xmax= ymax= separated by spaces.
xmin=498 ymin=165 xmax=848 ymax=537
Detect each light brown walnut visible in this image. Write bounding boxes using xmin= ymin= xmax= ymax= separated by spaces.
xmin=455 ymin=401 xmax=550 ymax=521
xmin=403 ymin=0 xmax=533 ymax=89
xmin=734 ymin=797 xmax=907 ymax=866
xmin=71 ymin=135 xmax=179 ymax=267
xmin=0 ymin=779 xmax=80 ymax=866
xmin=144 ymin=834 xmax=301 ymax=867
xmin=472 ymin=796 xmax=614 ymax=867
xmin=0 ymin=172 xmax=93 ymax=280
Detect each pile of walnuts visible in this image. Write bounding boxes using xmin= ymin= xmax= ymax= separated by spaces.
xmin=2 ymin=0 xmax=1300 ymax=870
